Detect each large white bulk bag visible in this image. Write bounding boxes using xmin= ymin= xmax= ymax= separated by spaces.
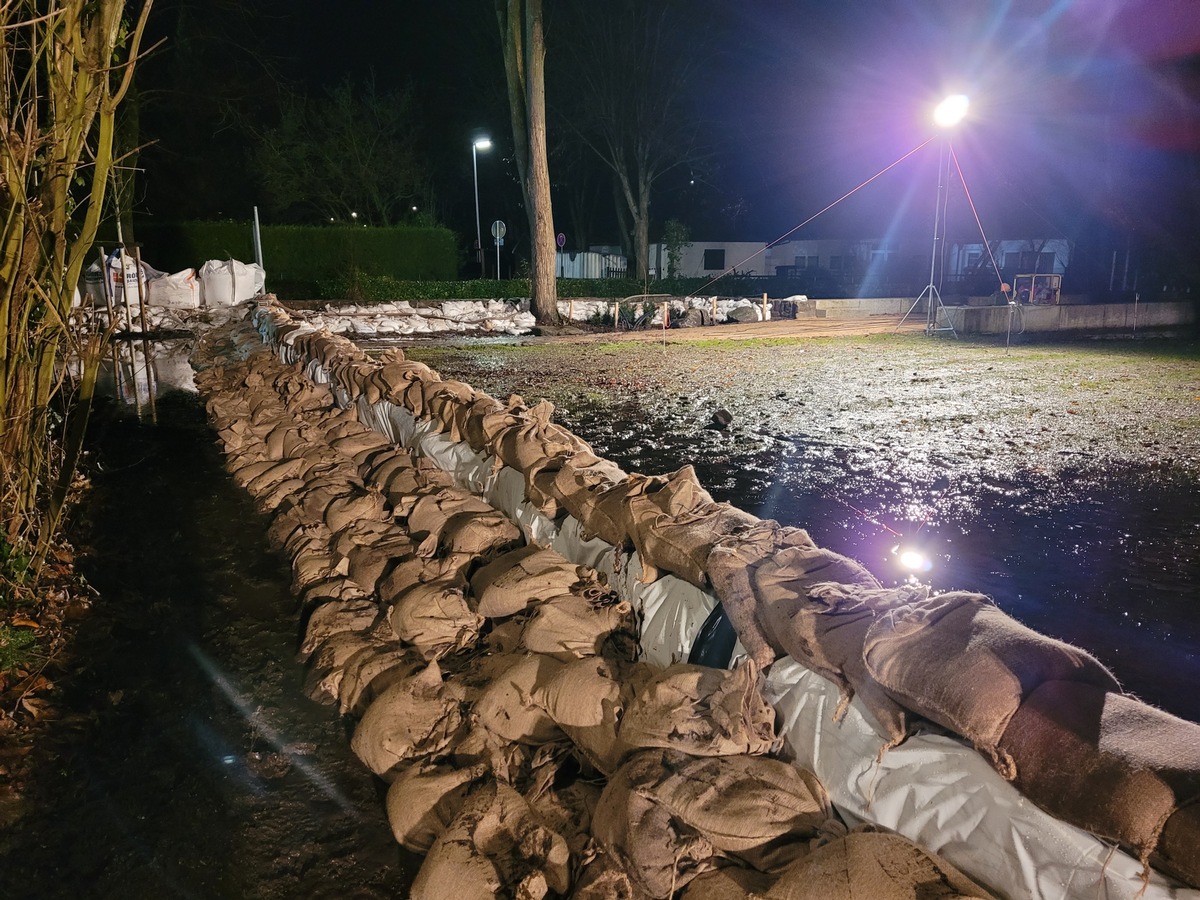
xmin=82 ymin=250 xmax=163 ymax=307
xmin=198 ymin=259 xmax=265 ymax=308
xmin=145 ymin=268 xmax=200 ymax=309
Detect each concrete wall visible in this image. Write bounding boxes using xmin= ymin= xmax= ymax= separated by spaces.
xmin=952 ymin=301 xmax=1195 ymax=334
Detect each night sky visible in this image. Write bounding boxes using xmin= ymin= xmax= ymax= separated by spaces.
xmin=139 ymin=0 xmax=1200 ymax=272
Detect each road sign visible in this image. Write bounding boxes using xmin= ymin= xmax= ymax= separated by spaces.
xmin=491 ymin=220 xmax=506 ymax=240
xmin=556 ymin=232 xmax=566 ymax=248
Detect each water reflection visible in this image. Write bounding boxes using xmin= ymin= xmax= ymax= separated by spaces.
xmin=560 ymin=405 xmax=1200 ymax=724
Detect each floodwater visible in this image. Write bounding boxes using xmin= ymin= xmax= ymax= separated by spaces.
xmin=0 ymin=394 xmax=418 ymax=899
xmin=556 ymin=400 xmax=1200 ymax=724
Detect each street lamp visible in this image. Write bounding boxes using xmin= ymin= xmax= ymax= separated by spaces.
xmin=914 ymin=94 xmax=969 ymax=335
xmin=472 ymin=137 xmax=492 ymax=278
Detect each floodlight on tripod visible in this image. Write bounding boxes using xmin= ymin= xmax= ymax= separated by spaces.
xmin=907 ymin=93 xmax=969 ymax=336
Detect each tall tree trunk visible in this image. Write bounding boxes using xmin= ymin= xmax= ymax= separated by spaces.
xmin=496 ymin=0 xmax=559 ymax=324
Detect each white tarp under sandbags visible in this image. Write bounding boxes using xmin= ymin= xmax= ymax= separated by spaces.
xmin=763 ymin=656 xmax=1197 ymax=900
xmin=199 ymin=258 xmax=265 ymax=308
xmin=145 ymin=268 xmax=201 ymax=309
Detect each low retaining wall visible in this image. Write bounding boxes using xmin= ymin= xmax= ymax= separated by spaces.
xmin=951 ymin=300 xmax=1195 ymax=335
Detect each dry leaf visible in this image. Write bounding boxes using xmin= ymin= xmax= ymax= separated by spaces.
xmin=9 ymin=617 xmax=39 ymax=629
xmin=20 ymin=697 xmax=49 ymax=719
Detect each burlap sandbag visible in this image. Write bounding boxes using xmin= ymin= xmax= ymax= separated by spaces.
xmin=519 ymin=590 xmax=635 ymax=661
xmin=461 ymin=394 xmax=520 ymax=453
xmin=451 ymin=394 xmax=503 ymax=452
xmin=298 ymin=597 xmax=382 ymax=661
xmin=552 ymin=455 xmax=629 ymax=525
xmin=344 ymin=530 xmax=417 ymax=594
xmin=328 ymin=429 xmax=393 ymax=465
xmin=678 ymin=867 xmax=775 ymax=899
xmin=350 ymin=660 xmax=470 ymax=779
xmin=491 ymin=399 xmax=582 ymax=471
xmin=361 ymin=448 xmax=418 ymax=493
xmin=999 ymin=680 xmax=1200 ymax=862
xmin=620 ymin=660 xmax=778 ymax=758
xmin=576 ymin=472 xmax=667 ymax=548
xmin=376 ymin=552 xmax=474 ymax=607
xmin=865 ymin=592 xmax=1121 ymax=776
xmin=422 ymin=379 xmax=478 ymax=437
xmin=471 ymin=546 xmax=594 ymax=618
xmin=374 ymin=358 xmax=440 ymax=406
xmin=303 ymin=631 xmax=384 ymax=705
xmin=526 ymin=776 xmax=603 ymax=862
xmin=570 ymin=851 xmax=654 ymax=900
xmin=593 ymin=750 xmax=718 ymax=898
xmin=769 ymin=582 xmax=923 ymax=744
xmin=337 ymin=643 xmax=424 ymax=717
xmin=385 ymin=759 xmax=490 ymax=852
xmin=388 ymin=576 xmax=483 ymax=660
xmin=1155 ymin=800 xmax=1200 ymax=889
xmin=429 ymin=508 xmax=523 ymax=558
xmin=704 ymin=521 xmax=818 ymax=668
xmin=534 ymin=656 xmax=629 ymax=775
xmin=403 ymin=486 xmax=496 ymax=537
xmin=636 ymin=501 xmax=761 ymax=589
xmin=472 ymin=653 xmax=567 ymax=745
xmin=765 ymin=829 xmax=994 ymax=899
xmin=624 ymin=465 xmax=715 ymax=582
xmin=241 ymin=457 xmax=307 ymax=497
xmin=410 ymin=780 xmax=571 ymax=900
xmin=649 ymin=752 xmax=831 ymax=873
xmin=253 ymin=476 xmax=306 ymax=514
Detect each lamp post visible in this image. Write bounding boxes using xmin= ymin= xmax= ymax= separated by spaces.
xmin=472 ymin=137 xmax=492 ymax=278
xmin=914 ymin=94 xmax=969 ymax=335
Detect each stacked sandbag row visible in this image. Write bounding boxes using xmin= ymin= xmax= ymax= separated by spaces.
xmin=193 ymin=309 xmax=998 ymax=898
xmin=246 ymin=297 xmax=1200 ymax=897
xmin=245 ymin=296 xmax=1200 ymax=892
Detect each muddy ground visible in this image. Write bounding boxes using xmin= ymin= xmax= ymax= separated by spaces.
xmin=407 ymin=332 xmax=1200 ymax=719
xmin=407 ymin=333 xmax=1200 ymax=486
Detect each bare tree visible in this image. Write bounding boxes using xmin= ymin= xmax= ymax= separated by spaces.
xmin=250 ymin=77 xmax=433 ymax=226
xmin=558 ymin=0 xmax=706 ymax=281
xmin=0 ymin=0 xmax=153 ymax=560
xmin=496 ymin=0 xmax=559 ymax=324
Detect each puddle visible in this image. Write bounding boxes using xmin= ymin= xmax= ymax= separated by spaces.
xmin=0 ymin=393 xmax=417 ymax=898
xmin=557 ymin=400 xmax=1200 ymax=724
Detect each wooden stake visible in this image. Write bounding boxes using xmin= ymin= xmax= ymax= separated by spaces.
xmin=133 ymin=244 xmax=157 ymax=423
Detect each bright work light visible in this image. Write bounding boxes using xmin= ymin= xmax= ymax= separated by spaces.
xmin=933 ymin=94 xmax=969 ymax=128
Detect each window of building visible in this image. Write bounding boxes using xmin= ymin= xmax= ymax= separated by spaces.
xmin=828 ymin=255 xmax=843 ymax=271
xmin=965 ymin=251 xmax=982 ymax=270
xmin=703 ymin=248 xmax=725 ymax=271
xmin=793 ymin=255 xmax=819 ymax=269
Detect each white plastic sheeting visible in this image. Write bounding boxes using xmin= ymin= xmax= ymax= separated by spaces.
xmin=251 ymin=305 xmax=1200 ymax=900
xmin=764 ymin=658 xmax=1196 ymax=900
xmin=555 ymin=295 xmax=774 ymax=327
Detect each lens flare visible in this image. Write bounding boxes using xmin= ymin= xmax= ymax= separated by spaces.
xmin=933 ymin=94 xmax=970 ymax=128
xmin=893 ymin=544 xmax=933 ymax=573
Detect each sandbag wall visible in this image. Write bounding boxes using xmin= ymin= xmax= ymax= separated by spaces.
xmin=191 ymin=312 xmax=995 ymax=899
xmin=209 ymin=296 xmax=1196 ymax=899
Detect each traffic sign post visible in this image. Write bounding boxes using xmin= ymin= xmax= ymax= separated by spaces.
xmin=491 ymin=221 xmax=506 ymax=280
xmin=556 ymin=232 xmax=566 ymax=277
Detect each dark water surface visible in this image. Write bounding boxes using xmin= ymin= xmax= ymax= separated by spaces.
xmin=0 ymin=394 xmax=416 ymax=899
xmin=556 ymin=402 xmax=1200 ymax=725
